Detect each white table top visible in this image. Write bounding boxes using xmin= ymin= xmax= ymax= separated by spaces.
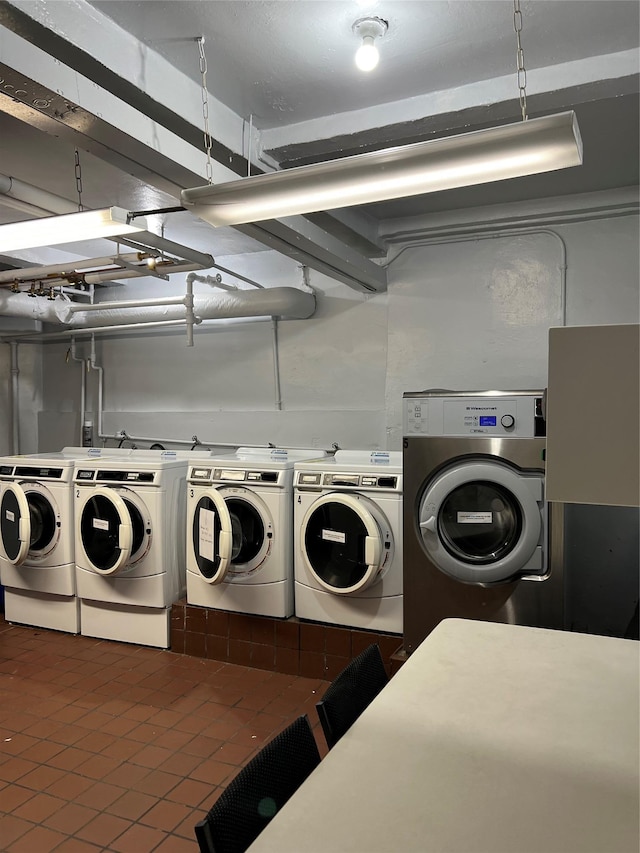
xmin=248 ymin=619 xmax=640 ymax=853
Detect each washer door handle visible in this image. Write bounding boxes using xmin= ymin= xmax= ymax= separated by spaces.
xmin=364 ymin=535 xmax=381 ymax=567
xmin=420 ymin=515 xmax=437 ymax=534
xmin=118 ymin=522 xmax=133 ymax=552
xmin=18 ymin=517 xmax=29 ymax=543
xmin=219 ymin=529 xmax=231 ymax=563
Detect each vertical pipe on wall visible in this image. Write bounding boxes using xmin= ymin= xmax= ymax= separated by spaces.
xmin=537 ymin=229 xmax=568 ymax=326
xmin=9 ymin=341 xmax=20 ymax=454
xmin=185 ymin=273 xmax=196 ymax=347
xmin=89 ymin=334 xmax=104 ymax=442
xmin=272 ymin=317 xmax=282 ymax=411
xmin=69 ymin=337 xmax=87 ymax=445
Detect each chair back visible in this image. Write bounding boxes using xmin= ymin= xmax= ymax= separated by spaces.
xmin=316 ymin=643 xmax=389 ymax=749
xmin=194 ymin=714 xmax=321 ymax=853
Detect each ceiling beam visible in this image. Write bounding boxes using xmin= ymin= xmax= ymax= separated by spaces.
xmin=0 ymin=3 xmax=387 ymax=291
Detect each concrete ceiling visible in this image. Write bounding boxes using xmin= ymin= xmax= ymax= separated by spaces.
xmin=89 ymin=0 xmax=640 ymax=127
xmin=0 ymin=0 xmax=638 ymax=291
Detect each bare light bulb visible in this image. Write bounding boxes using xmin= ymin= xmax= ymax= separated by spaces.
xmin=355 ymin=36 xmax=379 ymax=71
xmin=352 ymin=16 xmax=388 ymax=74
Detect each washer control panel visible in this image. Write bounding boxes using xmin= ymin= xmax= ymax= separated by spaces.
xmin=403 ymin=392 xmax=545 ymax=437
xmin=295 ymin=471 xmax=400 ymax=491
xmin=187 ymin=466 xmax=282 ymax=485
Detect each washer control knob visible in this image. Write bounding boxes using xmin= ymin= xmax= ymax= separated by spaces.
xmin=501 ymin=414 xmax=515 ymax=429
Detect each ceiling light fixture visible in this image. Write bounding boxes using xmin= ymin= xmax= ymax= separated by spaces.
xmin=353 ymin=16 xmax=388 ymax=72
xmin=181 ymin=112 xmax=583 ymax=227
xmin=180 ymin=2 xmax=582 ymax=228
xmin=0 ymin=207 xmax=148 ymax=253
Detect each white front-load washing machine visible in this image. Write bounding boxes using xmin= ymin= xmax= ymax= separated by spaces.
xmin=402 ymin=390 xmax=564 ymax=654
xmin=73 ymin=451 xmax=208 ymax=647
xmin=186 ymin=447 xmax=328 ymax=618
xmin=0 ymin=446 xmax=134 ymax=633
xmin=294 ymin=450 xmax=403 ymax=634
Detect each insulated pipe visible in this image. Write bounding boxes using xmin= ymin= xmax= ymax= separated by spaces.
xmin=0 ymin=287 xmax=315 ymax=328
xmin=9 ymin=341 xmax=20 ymax=454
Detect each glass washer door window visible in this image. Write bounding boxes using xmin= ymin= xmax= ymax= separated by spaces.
xmin=302 ymin=493 xmax=388 ymax=595
xmin=439 ymin=481 xmax=523 ymax=564
xmin=418 ymin=460 xmax=544 ymax=584
xmin=191 ymin=487 xmax=272 ymax=583
xmin=0 ymin=482 xmax=59 ymax=565
xmin=79 ymin=487 xmax=134 ymax=575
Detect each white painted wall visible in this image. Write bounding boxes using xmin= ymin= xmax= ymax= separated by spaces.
xmin=39 ymin=250 xmax=389 ymax=453
xmin=384 ymin=213 xmax=640 ymax=447
xmin=35 ymin=191 xmax=638 ymax=456
xmin=0 ymin=318 xmax=42 ymax=456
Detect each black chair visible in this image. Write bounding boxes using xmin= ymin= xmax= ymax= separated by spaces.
xmin=316 ymin=643 xmax=389 ymax=750
xmin=194 ymin=714 xmax=321 ymax=853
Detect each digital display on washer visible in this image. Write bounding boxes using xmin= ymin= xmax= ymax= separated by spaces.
xmin=479 ymin=416 xmax=497 ymax=426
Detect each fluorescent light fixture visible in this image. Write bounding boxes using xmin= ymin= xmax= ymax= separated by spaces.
xmin=181 ymin=111 xmax=583 ymax=227
xmin=0 ymin=207 xmax=147 ymax=253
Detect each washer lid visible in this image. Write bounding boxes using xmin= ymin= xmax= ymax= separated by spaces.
xmin=301 ymin=493 xmax=389 ymax=595
xmin=0 ymin=483 xmax=31 ymax=564
xmin=78 ymin=487 xmax=133 ymax=575
xmin=191 ymin=489 xmax=234 ymax=584
xmin=419 ymin=460 xmax=544 ymax=584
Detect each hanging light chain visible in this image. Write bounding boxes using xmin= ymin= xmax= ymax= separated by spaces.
xmin=513 ymin=0 xmax=528 ymax=121
xmin=74 ymin=148 xmax=84 ymax=211
xmin=197 ymin=36 xmax=214 ymax=185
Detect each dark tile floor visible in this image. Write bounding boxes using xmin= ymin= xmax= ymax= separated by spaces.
xmin=0 ymin=615 xmax=329 ymax=852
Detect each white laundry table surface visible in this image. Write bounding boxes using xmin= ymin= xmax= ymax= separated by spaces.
xmin=247 ymin=617 xmax=640 ymax=853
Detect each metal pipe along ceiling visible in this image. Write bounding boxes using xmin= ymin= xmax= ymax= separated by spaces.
xmin=0 ymin=287 xmax=316 ymax=328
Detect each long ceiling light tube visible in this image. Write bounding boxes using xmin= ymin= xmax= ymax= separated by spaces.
xmin=0 ymin=207 xmax=148 ymax=253
xmin=181 ymin=111 xmax=582 ymax=227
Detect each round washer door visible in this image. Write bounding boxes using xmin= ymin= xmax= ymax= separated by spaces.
xmin=1 ymin=483 xmax=31 ymax=564
xmin=78 ymin=487 xmax=134 ymax=575
xmin=220 ymin=487 xmax=273 ymax=578
xmin=418 ymin=461 xmax=543 ymax=584
xmin=20 ymin=483 xmax=61 ymax=560
xmin=301 ymin=493 xmax=391 ymax=595
xmin=191 ymin=488 xmax=234 ymax=584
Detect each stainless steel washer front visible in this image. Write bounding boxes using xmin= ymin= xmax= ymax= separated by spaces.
xmin=402 ymin=391 xmax=564 ymax=654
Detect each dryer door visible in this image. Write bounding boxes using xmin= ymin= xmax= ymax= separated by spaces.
xmin=191 ymin=488 xmax=234 ymax=584
xmin=418 ymin=460 xmax=544 ymax=584
xmin=78 ymin=487 xmax=134 ymax=575
xmin=301 ymin=493 xmax=391 ymax=594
